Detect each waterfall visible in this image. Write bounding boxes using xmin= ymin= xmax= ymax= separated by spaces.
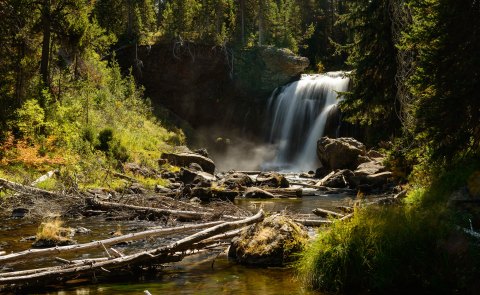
xmin=265 ymin=71 xmax=350 ymax=171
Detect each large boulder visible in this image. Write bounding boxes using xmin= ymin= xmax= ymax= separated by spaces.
xmin=256 ymin=172 xmax=289 ymax=188
xmin=221 ymin=172 xmax=254 ymax=189
xmin=228 ymin=215 xmax=308 ymax=266
xmin=317 ymin=137 xmax=367 ymax=171
xmin=161 ymin=148 xmax=215 ymax=174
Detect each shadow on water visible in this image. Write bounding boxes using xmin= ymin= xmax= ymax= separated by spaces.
xmin=38 ymin=252 xmax=316 ymax=295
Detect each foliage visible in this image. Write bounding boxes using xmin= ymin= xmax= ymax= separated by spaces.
xmin=336 ymin=0 xmax=400 ymax=144
xmin=298 ymin=204 xmax=479 ymax=293
xmin=401 ymin=0 xmax=480 ymax=165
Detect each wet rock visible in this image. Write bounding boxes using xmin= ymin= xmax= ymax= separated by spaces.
xmin=160 ymin=149 xmax=215 ymax=174
xmin=256 ymin=172 xmax=289 ymax=188
xmin=244 ymin=187 xmax=275 ymax=199
xmin=191 ymin=187 xmax=238 ymax=202
xmin=32 ymin=238 xmax=75 ymax=248
xmin=12 ymin=208 xmax=29 ymax=219
xmin=228 ymin=215 xmax=308 ymax=267
xmin=317 ymin=137 xmax=366 ymax=170
xmin=75 ymin=227 xmax=91 ymax=234
xmin=20 ymin=236 xmax=36 ymax=242
xmin=316 ymin=169 xmax=354 ymax=188
xmin=221 ymin=172 xmax=254 ymax=189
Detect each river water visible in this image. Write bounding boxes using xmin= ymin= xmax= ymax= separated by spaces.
xmin=0 ymin=194 xmax=353 ymax=294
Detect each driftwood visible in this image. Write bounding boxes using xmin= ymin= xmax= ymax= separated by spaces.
xmin=0 ymin=178 xmax=63 ymax=198
xmin=30 ymin=170 xmax=59 ymax=187
xmin=0 ymin=221 xmax=224 ymax=264
xmin=0 ymin=210 xmax=264 ymax=286
xmin=312 ymin=208 xmax=345 ymax=218
xmin=87 ymin=198 xmax=242 ymax=220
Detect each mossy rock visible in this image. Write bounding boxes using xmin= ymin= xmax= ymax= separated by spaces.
xmin=228 ymin=215 xmax=308 ymax=267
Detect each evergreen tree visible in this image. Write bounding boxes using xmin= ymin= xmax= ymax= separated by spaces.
xmin=337 ymin=0 xmax=400 ymax=143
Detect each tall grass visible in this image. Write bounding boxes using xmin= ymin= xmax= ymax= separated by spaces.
xmin=297 ymin=157 xmax=480 ymax=293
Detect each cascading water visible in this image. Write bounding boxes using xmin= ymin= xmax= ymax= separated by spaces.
xmin=265 ymin=71 xmax=350 ymax=171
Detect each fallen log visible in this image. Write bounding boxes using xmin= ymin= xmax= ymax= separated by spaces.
xmin=0 ymin=178 xmax=63 ymax=198
xmin=31 ymin=170 xmax=59 ymax=187
xmin=312 ymin=208 xmax=345 ymax=218
xmin=87 ymin=198 xmax=242 ymax=221
xmin=0 ymin=210 xmax=264 ymax=285
xmin=0 ymin=221 xmax=223 ymax=264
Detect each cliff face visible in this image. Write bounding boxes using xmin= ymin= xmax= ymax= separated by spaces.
xmin=118 ymin=42 xmax=309 ymax=136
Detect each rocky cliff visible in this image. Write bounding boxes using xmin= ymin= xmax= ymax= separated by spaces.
xmin=117 ymin=42 xmax=309 ymax=138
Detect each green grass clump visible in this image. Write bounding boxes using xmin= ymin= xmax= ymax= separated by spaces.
xmin=297 ymin=158 xmax=480 ymax=294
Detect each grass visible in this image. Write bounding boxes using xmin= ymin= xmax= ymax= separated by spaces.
xmin=36 ymin=219 xmax=73 ymax=242
xmin=297 ymin=157 xmax=480 ymax=294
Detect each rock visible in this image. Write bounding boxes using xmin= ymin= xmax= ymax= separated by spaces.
xmin=317 ymin=137 xmax=367 ymax=170
xmin=221 ymin=172 xmax=254 ymax=189
xmin=167 ymin=182 xmax=182 ymax=189
xmin=244 ymin=187 xmax=275 ymax=199
xmin=178 ymin=168 xmax=216 ymax=185
xmin=256 ymin=172 xmax=289 ymax=188
xmin=75 ymin=227 xmax=91 ymax=234
xmin=228 ymin=215 xmax=308 ymax=267
xmin=124 ymin=162 xmax=157 ymax=178
xmin=160 ymin=151 xmax=215 ymax=174
xmin=32 ymin=238 xmax=75 ymax=248
xmin=188 ymin=162 xmax=203 ymax=172
xmin=12 ymin=208 xmax=29 ymax=219
xmin=191 ymin=187 xmax=238 ymax=202
xmin=258 ymin=47 xmax=310 ymax=92
xmin=189 ymin=197 xmax=201 ymax=204
xmin=354 ymin=161 xmax=385 ymax=176
xmin=193 ymin=148 xmax=209 ymax=158
xmin=299 ymin=171 xmax=316 ymax=178
xmin=316 ymin=170 xmax=355 ymax=188
xmin=367 ymin=149 xmax=384 ymax=158
xmin=155 ymin=185 xmax=173 ymax=194
xmin=315 ymin=166 xmax=329 ymax=178
xmin=350 ymin=171 xmax=393 ymax=188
